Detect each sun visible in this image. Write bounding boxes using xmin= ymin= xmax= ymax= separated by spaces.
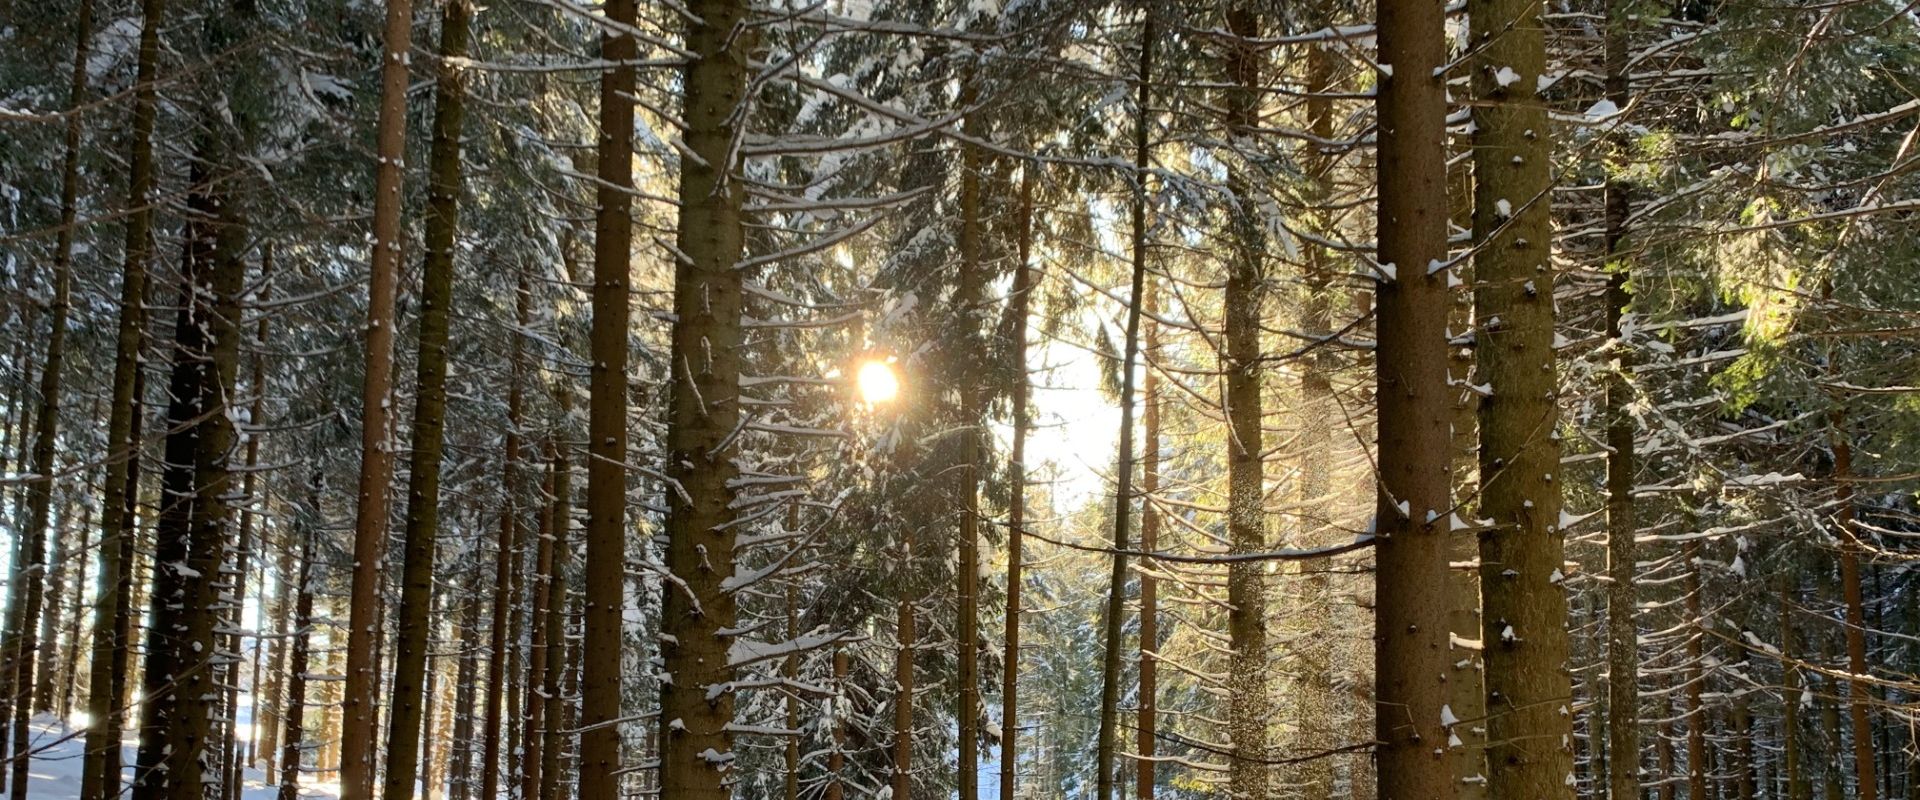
xmin=856 ymin=360 xmax=900 ymax=405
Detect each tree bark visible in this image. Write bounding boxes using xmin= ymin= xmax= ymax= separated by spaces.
xmin=341 ymin=0 xmax=416 ymax=793
xmin=1221 ymin=7 xmax=1269 ymax=797
xmin=381 ymin=3 xmax=471 ymax=794
xmin=655 ymin=2 xmax=752 ymax=797
xmin=1468 ymin=0 xmax=1575 ymax=787
xmin=1095 ymin=12 xmax=1153 ymax=798
xmin=1373 ymin=0 xmax=1457 ymax=792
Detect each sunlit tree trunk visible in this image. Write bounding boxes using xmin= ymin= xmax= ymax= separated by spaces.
xmin=1373 ymin=0 xmax=1458 ymax=792
xmin=1221 ymin=6 xmax=1269 ymax=796
xmin=1095 ymin=12 xmax=1153 ymax=797
xmin=655 ymin=1 xmax=751 ymax=796
xmin=1002 ymin=167 xmax=1034 ymax=800
xmin=1467 ymin=0 xmax=1575 ymax=786
xmin=341 ymin=0 xmax=416 ymax=793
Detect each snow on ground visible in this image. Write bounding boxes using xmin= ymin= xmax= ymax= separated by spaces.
xmin=15 ymin=712 xmax=338 ymax=800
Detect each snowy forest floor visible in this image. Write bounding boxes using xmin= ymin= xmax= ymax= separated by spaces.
xmin=15 ymin=713 xmax=339 ymax=800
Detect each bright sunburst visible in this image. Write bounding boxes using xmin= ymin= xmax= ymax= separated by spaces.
xmin=856 ymin=360 xmax=900 ymax=405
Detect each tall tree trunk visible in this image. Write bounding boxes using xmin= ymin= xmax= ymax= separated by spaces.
xmin=4 ymin=1 xmax=92 ymax=790
xmin=577 ymin=0 xmax=644 ymax=795
xmin=132 ymin=127 xmax=251 ymax=800
xmin=1294 ymin=34 xmax=1342 ymax=798
xmin=382 ymin=3 xmax=471 ymax=794
xmin=1222 ymin=7 xmax=1269 ymax=798
xmin=277 ymin=476 xmax=318 ymax=800
xmin=1684 ymin=539 xmax=1708 ymax=800
xmin=1782 ymin=576 xmax=1808 ymax=800
xmin=828 ymin=647 xmax=848 ymax=800
xmin=1829 ymin=417 xmax=1877 ymax=800
xmin=955 ymin=75 xmax=987 ymax=800
xmin=222 ymin=246 xmax=273 ymax=800
xmin=480 ymin=276 xmax=531 ymax=800
xmin=342 ymin=0 xmax=416 ymax=792
xmin=655 ymin=2 xmax=751 ymax=796
xmin=448 ymin=585 xmax=481 ymax=800
xmin=1373 ymin=0 xmax=1457 ymax=791
xmin=1095 ymin=12 xmax=1153 ymax=797
xmin=538 ymin=438 xmax=571 ymax=800
xmin=1468 ymin=0 xmax=1575 ymax=787
xmin=892 ymin=584 xmax=914 ymax=799
xmin=85 ymin=304 xmax=148 ymax=800
xmin=1137 ymin=287 xmax=1160 ymax=800
xmin=524 ymin=452 xmax=557 ymax=800
xmin=1002 ymin=167 xmax=1034 ymax=800
xmin=260 ymin=494 xmax=298 ymax=784
xmin=1601 ymin=0 xmax=1640 ymax=795
xmin=57 ymin=502 xmax=89 ymax=721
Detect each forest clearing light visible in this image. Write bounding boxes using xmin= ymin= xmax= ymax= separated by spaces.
xmin=857 ymin=360 xmax=900 ymax=404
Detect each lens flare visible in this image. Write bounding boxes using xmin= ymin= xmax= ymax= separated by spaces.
xmin=857 ymin=360 xmax=899 ymax=404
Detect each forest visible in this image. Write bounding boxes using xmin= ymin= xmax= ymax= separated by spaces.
xmin=0 ymin=0 xmax=1916 ymax=797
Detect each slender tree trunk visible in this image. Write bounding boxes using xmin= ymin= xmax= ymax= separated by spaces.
xmin=1294 ymin=35 xmax=1342 ymax=797
xmin=1002 ymin=168 xmax=1034 ymax=800
xmin=57 ymin=503 xmax=88 ymax=721
xmin=480 ymin=273 xmax=530 ymax=800
xmin=1467 ymin=0 xmax=1575 ymax=787
xmin=524 ymin=452 xmax=557 ymax=800
xmin=1373 ymin=0 xmax=1457 ymax=792
xmin=1095 ymin=13 xmax=1153 ymax=798
xmin=1600 ymin=2 xmax=1640 ymax=796
xmin=1135 ymin=271 xmax=1160 ymax=800
xmin=955 ymin=75 xmax=988 ymax=800
xmin=32 ymin=510 xmax=71 ymax=718
xmin=656 ymin=4 xmax=751 ymax=797
xmin=828 ymin=647 xmax=848 ymax=800
xmin=277 ymin=480 xmax=318 ymax=800
xmin=3 ymin=2 xmax=92 ymax=789
xmin=341 ymin=0 xmax=416 ymax=790
xmin=1684 ymin=539 xmax=1708 ymax=800
xmin=538 ymin=437 xmax=571 ymax=800
xmin=448 ymin=588 xmax=481 ymax=800
xmin=783 ymin=583 xmax=800 ymax=800
xmin=381 ymin=4 xmax=471 ymax=794
xmin=260 ymin=499 xmax=298 ymax=783
xmin=1782 ymin=576 xmax=1808 ymax=800
xmin=892 ymin=585 xmax=915 ymax=799
xmin=220 ymin=246 xmax=273 ymax=800
xmin=1830 ymin=417 xmax=1878 ymax=800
